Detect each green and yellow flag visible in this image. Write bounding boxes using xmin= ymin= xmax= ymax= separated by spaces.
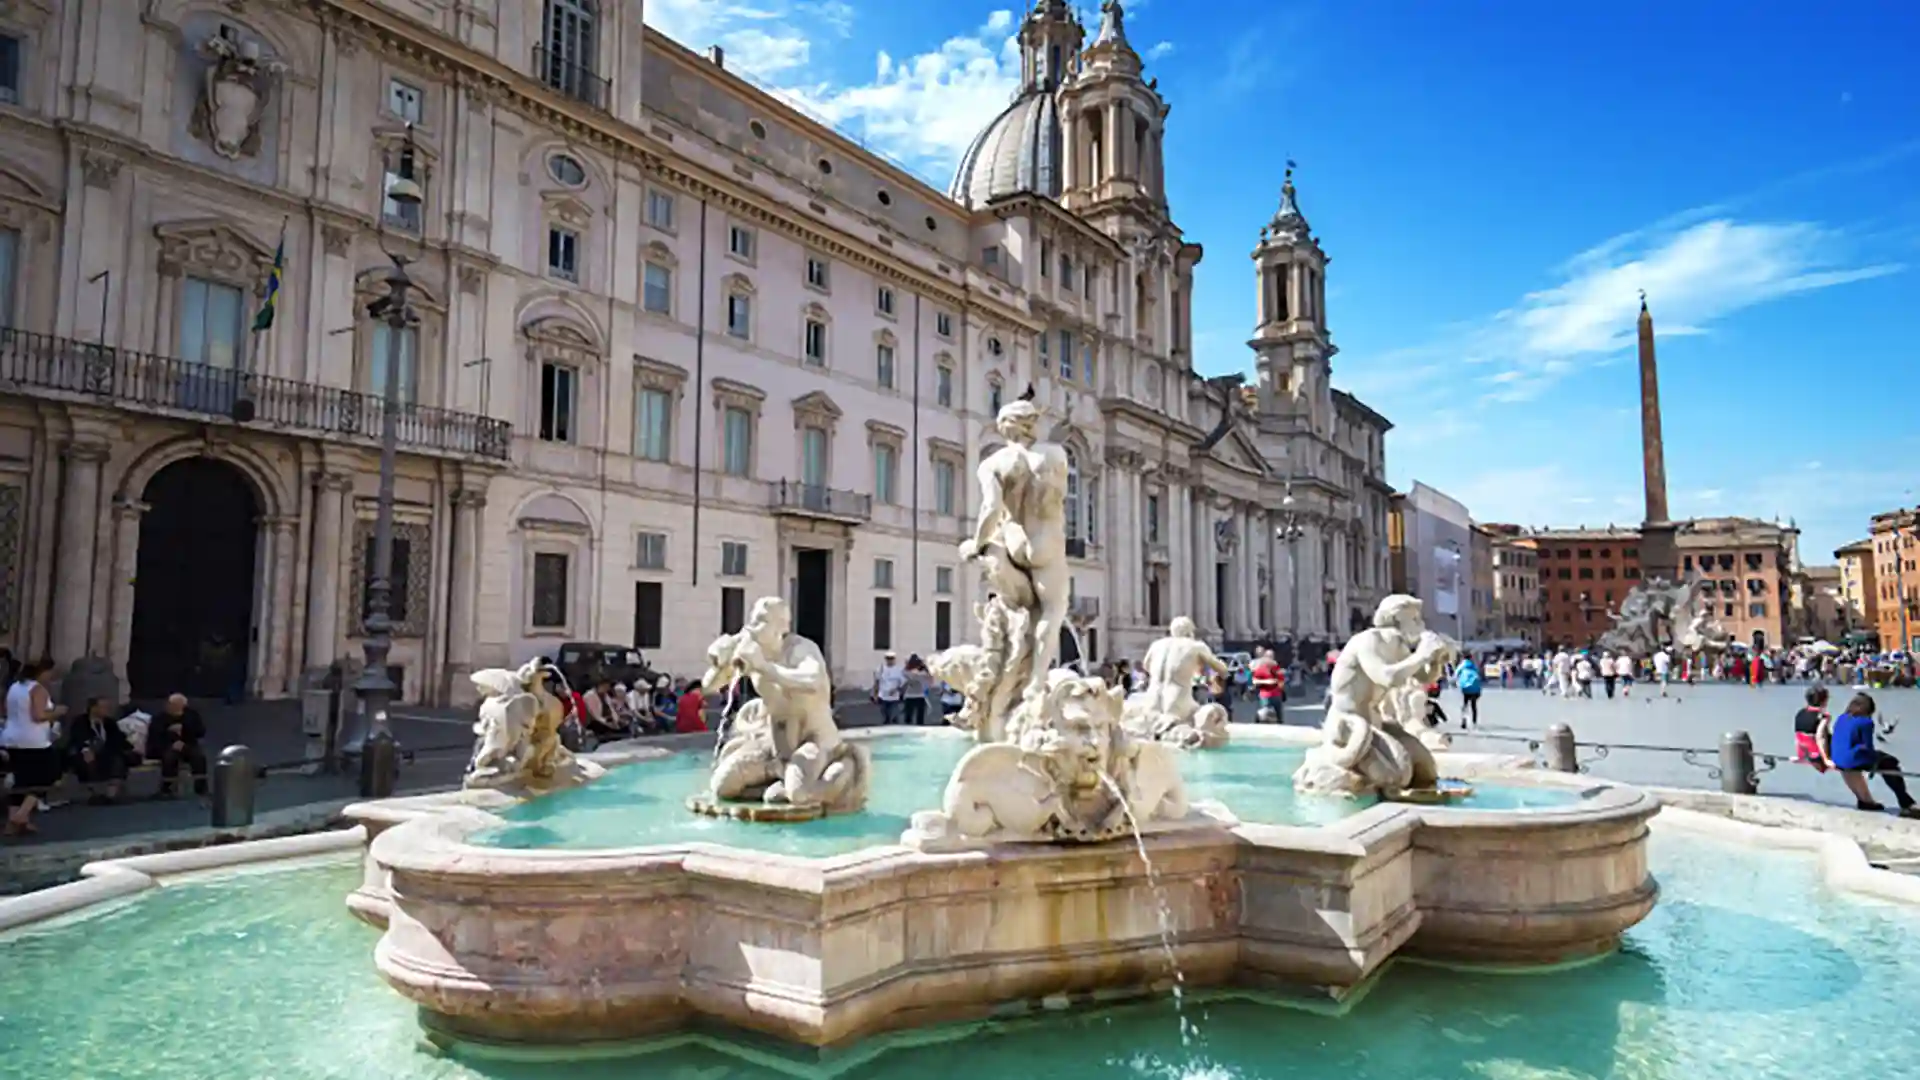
xmin=252 ymin=221 xmax=286 ymax=332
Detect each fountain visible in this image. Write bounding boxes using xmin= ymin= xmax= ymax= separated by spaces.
xmin=463 ymin=657 xmax=604 ymax=795
xmin=1119 ymin=616 xmax=1233 ymax=750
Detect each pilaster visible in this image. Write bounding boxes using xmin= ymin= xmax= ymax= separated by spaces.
xmin=50 ymin=442 xmax=110 ymax=664
xmin=105 ymin=498 xmax=148 ymax=693
xmin=304 ymin=472 xmax=353 ymax=676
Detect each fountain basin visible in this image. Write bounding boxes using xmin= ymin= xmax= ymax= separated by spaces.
xmin=352 ymin=750 xmax=1657 ymax=1049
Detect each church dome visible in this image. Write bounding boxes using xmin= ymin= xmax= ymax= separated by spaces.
xmin=947 ymin=89 xmax=1064 ymax=208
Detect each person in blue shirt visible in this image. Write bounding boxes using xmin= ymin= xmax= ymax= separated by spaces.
xmin=1827 ymin=692 xmax=1918 ymax=817
xmin=1455 ymin=657 xmax=1483 ymax=728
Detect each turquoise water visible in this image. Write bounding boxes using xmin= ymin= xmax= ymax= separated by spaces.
xmin=470 ymin=735 xmax=1579 ymax=855
xmin=2 ymin=831 xmax=1914 ymax=1078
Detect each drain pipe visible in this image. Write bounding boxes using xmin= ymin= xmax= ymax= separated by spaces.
xmin=691 ymin=197 xmax=709 ymax=587
xmin=911 ymin=293 xmax=922 ymax=605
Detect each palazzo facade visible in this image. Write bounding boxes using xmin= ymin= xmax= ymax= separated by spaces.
xmin=0 ymin=0 xmax=1389 ymax=705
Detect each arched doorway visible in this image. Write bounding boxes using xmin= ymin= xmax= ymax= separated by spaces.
xmin=128 ymin=458 xmax=260 ymax=699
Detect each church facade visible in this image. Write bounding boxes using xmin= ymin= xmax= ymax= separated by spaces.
xmin=0 ymin=0 xmax=1389 ymax=704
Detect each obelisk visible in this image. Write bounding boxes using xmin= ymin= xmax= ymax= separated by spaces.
xmin=1636 ymin=294 xmax=1678 ymax=582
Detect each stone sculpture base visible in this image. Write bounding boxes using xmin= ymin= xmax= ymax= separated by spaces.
xmin=467 ymin=758 xmax=605 ymax=800
xmin=900 ymin=803 xmax=1234 ymax=854
xmin=686 ymin=794 xmax=827 ymax=823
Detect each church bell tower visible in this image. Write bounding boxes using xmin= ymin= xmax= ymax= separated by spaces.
xmin=1251 ymin=166 xmax=1334 ymax=430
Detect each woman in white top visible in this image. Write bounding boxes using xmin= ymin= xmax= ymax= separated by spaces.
xmin=4 ymin=660 xmax=67 ymax=836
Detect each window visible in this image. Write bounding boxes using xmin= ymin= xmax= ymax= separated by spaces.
xmin=874 ymin=558 xmax=895 ymax=589
xmin=382 ymin=167 xmax=422 ymax=232
xmin=1598 ymin=547 xmax=1611 ymax=558
xmin=642 ymin=262 xmax=672 ymax=314
xmin=1082 ymin=341 xmax=1095 ymax=384
xmin=538 ymin=361 xmax=576 ymax=442
xmin=982 ymin=245 xmax=1001 ymax=268
xmin=178 ymin=277 xmax=246 ymax=368
xmin=548 ymin=154 xmax=587 ymax=187
xmin=1146 ymin=494 xmax=1161 ymax=543
xmin=720 ymin=541 xmax=748 ymax=577
xmin=531 ymin=552 xmax=569 ymax=628
xmin=1747 ymin=602 xmax=1765 ymax=617
xmin=1086 ymin=478 xmax=1099 ymax=544
xmin=721 ymin=587 xmax=746 ymax=635
xmin=802 ymin=427 xmax=829 ymax=485
xmin=546 ymin=227 xmax=580 ymax=282
xmin=1058 ymin=330 xmax=1074 ymax=380
xmin=935 ymin=566 xmax=954 ymax=594
xmin=1556 ymin=568 xmax=1570 ymax=580
xmin=634 ymin=582 xmax=663 ymax=648
xmin=803 ymin=318 xmax=827 ymax=366
xmin=1624 ymin=546 xmax=1639 ymax=558
xmin=726 ymin=293 xmax=751 ymax=339
xmin=723 ymin=406 xmax=753 ymax=476
xmin=935 ymin=311 xmax=953 ymax=338
xmin=1577 ymin=548 xmax=1592 ymax=559
xmin=1683 ymin=555 xmax=1694 ymax=571
xmin=0 ymin=227 xmax=15 ymax=328
xmin=1039 ymin=240 xmax=1051 ymax=277
xmin=1037 ymin=331 xmax=1049 ymax=368
xmin=635 ymin=387 xmax=671 ymax=461
xmin=540 ymin=0 xmax=599 ymax=101
xmin=872 ymin=596 xmax=892 ymax=651
xmin=636 ymin=531 xmax=667 ymax=570
xmin=727 ymin=225 xmax=754 ymax=259
xmin=645 ymin=188 xmax=675 ymax=230
xmin=989 ymin=380 xmax=1003 ymax=413
xmin=874 ymin=443 xmax=898 ymax=504
xmin=369 ymin=323 xmax=419 ymax=404
xmin=1059 ymin=253 xmax=1073 ymax=286
xmin=361 ymin=534 xmax=414 ymax=624
xmin=876 ymin=285 xmax=895 ymax=316
xmin=388 ymin=78 xmax=423 ymax=123
xmin=987 ymin=336 xmax=1003 ymax=357
xmin=1600 ymin=567 xmax=1615 ymax=580
xmin=934 ymin=459 xmax=956 ymax=515
xmin=935 ymin=365 xmax=953 ymax=407
xmin=876 ymin=343 xmax=895 ymax=389
xmin=806 ymin=256 xmax=830 ymax=290
xmin=935 ymin=600 xmax=952 ymax=651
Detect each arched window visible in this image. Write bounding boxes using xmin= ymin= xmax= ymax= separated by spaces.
xmin=541 ymin=0 xmax=600 ymax=103
xmin=1065 ymin=447 xmax=1081 ymax=540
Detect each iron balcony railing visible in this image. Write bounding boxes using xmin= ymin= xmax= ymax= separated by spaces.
xmin=534 ymin=44 xmax=608 ymax=110
xmin=0 ymin=328 xmax=512 ymax=460
xmin=769 ymin=481 xmax=872 ymax=521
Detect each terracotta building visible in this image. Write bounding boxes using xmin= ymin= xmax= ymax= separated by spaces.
xmin=1676 ymin=517 xmax=1800 ymax=651
xmin=1869 ymin=509 xmax=1920 ymax=653
xmin=1799 ymin=565 xmax=1844 ymax=643
xmin=1834 ymin=538 xmax=1878 ymax=644
xmin=1478 ymin=523 xmax=1541 ymax=648
xmin=1532 ymin=527 xmax=1642 ymax=648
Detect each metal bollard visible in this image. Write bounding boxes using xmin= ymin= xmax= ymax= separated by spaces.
xmin=1719 ymin=730 xmax=1758 ymax=794
xmin=359 ymin=729 xmax=399 ymax=798
xmin=1544 ymin=723 xmax=1578 ymax=772
xmin=210 ymin=745 xmax=256 ymax=828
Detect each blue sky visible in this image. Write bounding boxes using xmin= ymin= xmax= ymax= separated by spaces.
xmin=644 ymin=0 xmax=1920 ymax=562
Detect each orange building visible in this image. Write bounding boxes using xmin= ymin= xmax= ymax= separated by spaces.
xmin=1834 ymin=538 xmax=1878 ymax=644
xmin=1532 ymin=527 xmax=1642 ymax=648
xmin=1869 ymin=509 xmax=1920 ymax=653
xmin=1675 ymin=517 xmax=1800 ymax=651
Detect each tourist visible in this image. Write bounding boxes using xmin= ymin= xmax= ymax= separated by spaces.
xmin=673 ymin=679 xmax=707 ymax=734
xmin=902 ymin=655 xmax=931 ymax=726
xmin=1826 ymin=692 xmax=1920 ymax=818
xmin=1455 ymin=655 xmax=1483 ymax=728
xmin=1250 ymin=648 xmax=1285 ymax=722
xmin=1793 ymin=685 xmax=1832 ymax=773
xmin=1573 ymin=653 xmax=1594 ymax=698
xmin=1551 ymin=649 xmax=1573 ymax=696
xmin=580 ymin=679 xmax=626 ymax=741
xmin=872 ymin=651 xmax=907 ymax=724
xmin=66 ymin=696 xmax=137 ymax=805
xmin=939 ymin=678 xmax=964 ymax=718
xmin=144 ymin=693 xmax=209 ymax=798
xmin=1599 ymin=653 xmax=1618 ymax=699
xmin=3 ymin=660 xmax=66 ymax=836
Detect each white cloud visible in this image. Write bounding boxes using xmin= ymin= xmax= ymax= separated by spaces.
xmin=647 ymin=1 xmax=1026 ymax=181
xmin=1146 ymin=41 xmax=1175 ymax=61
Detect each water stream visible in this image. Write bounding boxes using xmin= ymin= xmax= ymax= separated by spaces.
xmin=1098 ymin=771 xmax=1199 ymax=1049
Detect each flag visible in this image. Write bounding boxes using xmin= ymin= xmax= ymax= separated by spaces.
xmin=252 ymin=222 xmax=286 ymax=332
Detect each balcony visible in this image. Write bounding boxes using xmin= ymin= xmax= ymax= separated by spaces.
xmin=1069 ymin=596 xmax=1101 ymax=621
xmin=769 ymin=481 xmax=872 ymax=523
xmin=0 ymin=328 xmax=511 ymax=460
xmin=535 ymin=44 xmax=608 ymax=110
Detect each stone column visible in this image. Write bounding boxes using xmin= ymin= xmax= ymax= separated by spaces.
xmin=50 ymin=443 xmax=108 ymax=663
xmin=304 ymin=473 xmax=351 ymax=676
xmin=445 ymin=489 xmax=484 ymax=703
xmin=1062 ymin=110 xmax=1080 ymax=190
xmin=256 ymin=518 xmax=298 ymax=697
xmin=1241 ymin=510 xmax=1258 ymax=635
xmin=105 ymin=498 xmax=147 ymax=689
xmin=1107 ymin=101 xmax=1124 ymax=180
xmin=1132 ymin=468 xmax=1148 ymax=621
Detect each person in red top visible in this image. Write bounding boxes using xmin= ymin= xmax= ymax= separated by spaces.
xmin=673 ymin=681 xmax=708 ymax=734
xmin=1250 ymin=648 xmax=1286 ymax=722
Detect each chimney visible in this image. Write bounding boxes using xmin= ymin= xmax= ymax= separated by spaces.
xmin=707 ymin=45 xmax=726 ymax=69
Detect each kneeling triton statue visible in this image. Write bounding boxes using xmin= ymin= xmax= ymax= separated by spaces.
xmin=1294 ymin=594 xmax=1450 ymax=799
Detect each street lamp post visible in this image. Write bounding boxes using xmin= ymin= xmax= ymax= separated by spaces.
xmin=1275 ymin=477 xmax=1306 ymax=649
xmin=352 ymin=127 xmax=425 ymax=798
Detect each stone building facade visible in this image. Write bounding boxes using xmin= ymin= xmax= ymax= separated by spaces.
xmin=1868 ymin=509 xmax=1918 ymax=653
xmin=1834 ymin=537 xmax=1877 ymax=643
xmin=0 ymin=0 xmax=1389 ymax=703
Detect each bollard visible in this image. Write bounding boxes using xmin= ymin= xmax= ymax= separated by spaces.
xmin=1719 ymin=730 xmax=1758 ymax=795
xmin=1544 ymin=723 xmax=1578 ymax=772
xmin=359 ymin=729 xmax=399 ymax=798
xmin=210 ymin=745 xmax=256 ymax=828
